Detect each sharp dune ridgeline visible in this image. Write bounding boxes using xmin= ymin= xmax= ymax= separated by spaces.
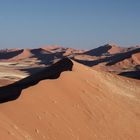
xmin=0 ymin=57 xmax=140 ymax=139
xmin=1 ymin=0 xmax=140 ymax=139
xmin=0 ymin=58 xmax=73 ymax=103
xmin=0 ymin=45 xmax=140 ymax=140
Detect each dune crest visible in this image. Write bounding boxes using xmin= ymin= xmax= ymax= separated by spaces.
xmin=0 ymin=60 xmax=140 ymax=140
xmin=0 ymin=58 xmax=73 ymax=103
xmin=10 ymin=48 xmax=33 ymax=60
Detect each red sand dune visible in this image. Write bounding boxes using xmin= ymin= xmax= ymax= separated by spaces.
xmin=84 ymin=44 xmax=123 ymax=56
xmin=0 ymin=59 xmax=140 ymax=140
xmin=0 ymin=49 xmax=23 ymax=60
xmin=111 ymin=49 xmax=140 ymax=70
xmin=9 ymin=48 xmax=33 ymax=60
xmin=107 ymin=44 xmax=123 ymax=54
xmin=0 ymin=44 xmax=140 ymax=81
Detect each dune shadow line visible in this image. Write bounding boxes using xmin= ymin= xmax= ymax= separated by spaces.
xmin=73 ymin=47 xmax=140 ymax=67
xmin=0 ymin=50 xmax=23 ymax=59
xmin=0 ymin=58 xmax=73 ymax=104
xmin=119 ymin=70 xmax=140 ymax=80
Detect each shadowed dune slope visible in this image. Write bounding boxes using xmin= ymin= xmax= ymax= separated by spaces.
xmin=74 ymin=48 xmax=140 ymax=66
xmin=0 ymin=60 xmax=140 ymax=140
xmin=12 ymin=49 xmax=33 ymax=60
xmin=84 ymin=44 xmax=123 ymax=56
xmin=106 ymin=47 xmax=140 ymax=66
xmin=119 ymin=70 xmax=140 ymax=80
xmin=0 ymin=49 xmax=23 ymax=60
xmin=0 ymin=58 xmax=73 ymax=103
xmin=7 ymin=49 xmax=34 ymax=61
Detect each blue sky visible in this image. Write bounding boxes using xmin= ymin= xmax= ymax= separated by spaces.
xmin=0 ymin=0 xmax=140 ymax=49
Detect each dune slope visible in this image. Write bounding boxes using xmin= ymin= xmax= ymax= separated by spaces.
xmin=0 ymin=60 xmax=140 ymax=140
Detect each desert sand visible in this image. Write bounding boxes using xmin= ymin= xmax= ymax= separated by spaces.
xmin=0 ymin=44 xmax=140 ymax=84
xmin=0 ymin=59 xmax=140 ymax=140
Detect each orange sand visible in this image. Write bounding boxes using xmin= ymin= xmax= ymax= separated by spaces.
xmin=0 ymin=61 xmax=140 ymax=140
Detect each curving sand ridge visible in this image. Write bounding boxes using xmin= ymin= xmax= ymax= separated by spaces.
xmin=107 ymin=43 xmax=123 ymax=54
xmin=10 ymin=48 xmax=34 ymax=60
xmin=0 ymin=59 xmax=140 ymax=140
xmin=84 ymin=44 xmax=123 ymax=56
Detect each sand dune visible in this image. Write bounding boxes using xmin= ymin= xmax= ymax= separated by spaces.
xmin=0 ymin=58 xmax=73 ymax=103
xmin=0 ymin=49 xmax=23 ymax=60
xmin=0 ymin=59 xmax=140 ymax=140
xmin=10 ymin=49 xmax=34 ymax=60
xmin=84 ymin=44 xmax=123 ymax=56
xmin=73 ymin=45 xmax=140 ymax=79
xmin=0 ymin=44 xmax=140 ymax=87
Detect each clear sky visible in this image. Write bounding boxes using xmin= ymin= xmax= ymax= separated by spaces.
xmin=0 ymin=0 xmax=140 ymax=49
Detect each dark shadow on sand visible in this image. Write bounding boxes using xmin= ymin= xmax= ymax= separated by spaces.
xmin=30 ymin=48 xmax=64 ymax=65
xmin=119 ymin=70 xmax=140 ymax=80
xmin=0 ymin=50 xmax=23 ymax=59
xmin=0 ymin=58 xmax=73 ymax=103
xmin=73 ymin=47 xmax=140 ymax=67
xmin=84 ymin=45 xmax=112 ymax=56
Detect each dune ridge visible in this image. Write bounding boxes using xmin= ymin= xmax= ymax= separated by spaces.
xmin=0 ymin=59 xmax=140 ymax=139
xmin=0 ymin=58 xmax=73 ymax=103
